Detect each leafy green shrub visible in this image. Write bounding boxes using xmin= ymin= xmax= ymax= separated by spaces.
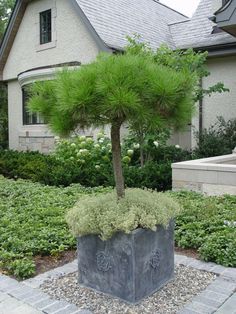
xmin=66 ymin=188 xmax=181 ymax=240
xmin=0 ymin=135 xmax=191 ymax=190
xmin=7 ymin=258 xmax=36 ymax=280
xmin=193 ymin=117 xmax=236 ymax=158
xmin=0 ymin=176 xmax=109 ymax=278
xmin=199 ymin=230 xmax=236 ymax=267
xmin=173 ymin=191 xmax=236 ymax=267
xmin=124 ymin=161 xmax=172 ymax=191
xmin=123 ymin=132 xmax=191 ymax=167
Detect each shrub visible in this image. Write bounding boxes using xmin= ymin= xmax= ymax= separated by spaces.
xmin=199 ymin=230 xmax=236 ymax=267
xmin=0 ymin=136 xmax=191 ymax=190
xmin=66 ymin=188 xmax=181 ymax=240
xmin=193 ymin=117 xmax=236 ymax=158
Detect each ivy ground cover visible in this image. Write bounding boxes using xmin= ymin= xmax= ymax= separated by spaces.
xmin=174 ymin=191 xmax=236 ymax=267
xmin=0 ymin=176 xmax=108 ymax=279
xmin=0 ymin=176 xmax=235 ymax=280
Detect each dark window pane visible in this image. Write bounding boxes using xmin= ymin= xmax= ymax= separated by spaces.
xmin=22 ymin=88 xmax=45 ymax=125
xmin=40 ymin=9 xmax=52 ymax=45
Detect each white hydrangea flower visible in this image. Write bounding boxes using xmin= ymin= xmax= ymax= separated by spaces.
xmin=175 ymin=145 xmax=180 ymax=149
xmin=79 ymin=149 xmax=89 ymax=155
xmin=80 ymin=136 xmax=86 ymax=141
xmin=153 ymin=141 xmax=159 ymax=148
xmin=86 ymin=138 xmax=93 ymax=143
xmin=99 ymin=138 xmax=104 ymax=143
xmin=133 ymin=143 xmax=140 ymax=149
xmin=127 ymin=149 xmax=134 ymax=156
xmin=95 ymin=165 xmax=101 ymax=170
xmin=94 ymin=144 xmax=100 ymax=149
xmin=71 ymin=143 xmax=76 ymax=147
xmin=97 ymin=132 xmax=104 ymax=139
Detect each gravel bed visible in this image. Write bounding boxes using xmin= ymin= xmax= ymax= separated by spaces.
xmin=41 ymin=265 xmax=215 ymax=314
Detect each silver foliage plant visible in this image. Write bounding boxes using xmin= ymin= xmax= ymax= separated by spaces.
xmin=66 ymin=188 xmax=181 ymax=240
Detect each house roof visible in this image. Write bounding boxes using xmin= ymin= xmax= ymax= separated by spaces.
xmin=76 ymin=0 xmax=187 ymax=50
xmin=170 ymin=0 xmax=236 ymax=49
xmin=1 ymin=0 xmax=236 ymax=79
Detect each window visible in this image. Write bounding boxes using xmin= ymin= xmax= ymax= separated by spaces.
xmin=22 ymin=88 xmax=45 ymax=125
xmin=40 ymin=9 xmax=52 ymax=45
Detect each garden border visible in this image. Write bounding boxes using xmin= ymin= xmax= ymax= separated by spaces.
xmin=1 ymin=254 xmax=236 ymax=314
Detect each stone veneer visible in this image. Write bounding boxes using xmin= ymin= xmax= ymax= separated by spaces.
xmin=172 ymin=153 xmax=236 ymax=196
xmin=19 ymin=136 xmax=55 ymax=154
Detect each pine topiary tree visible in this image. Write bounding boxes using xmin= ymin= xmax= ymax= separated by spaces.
xmin=28 ymin=48 xmax=197 ymax=198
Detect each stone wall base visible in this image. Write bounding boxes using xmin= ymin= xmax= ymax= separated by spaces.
xmin=18 ymin=136 xmax=55 ymax=154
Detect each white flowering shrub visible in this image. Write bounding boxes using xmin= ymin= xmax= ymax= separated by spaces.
xmin=51 ymin=133 xmax=191 ymax=190
xmin=66 ymin=188 xmax=181 ymax=240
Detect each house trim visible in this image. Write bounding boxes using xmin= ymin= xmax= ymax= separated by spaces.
xmin=18 ymin=61 xmax=81 ymax=87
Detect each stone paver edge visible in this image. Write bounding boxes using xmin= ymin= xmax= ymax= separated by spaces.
xmin=0 ymin=262 xmax=90 ymax=314
xmin=175 ymin=254 xmax=236 ymax=314
xmin=1 ymin=253 xmax=236 ymax=314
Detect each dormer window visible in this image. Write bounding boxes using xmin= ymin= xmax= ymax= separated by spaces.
xmin=40 ymin=9 xmax=52 ymax=45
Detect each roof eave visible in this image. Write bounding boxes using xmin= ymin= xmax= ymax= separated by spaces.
xmin=194 ymin=42 xmax=236 ymax=57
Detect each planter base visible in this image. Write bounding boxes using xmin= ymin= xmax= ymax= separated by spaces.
xmin=77 ymin=221 xmax=174 ymax=303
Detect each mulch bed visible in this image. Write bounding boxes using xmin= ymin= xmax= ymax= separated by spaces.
xmin=34 ymin=250 xmax=77 ymax=276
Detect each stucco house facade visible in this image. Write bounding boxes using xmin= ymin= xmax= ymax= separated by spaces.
xmin=0 ymin=0 xmax=236 ymax=152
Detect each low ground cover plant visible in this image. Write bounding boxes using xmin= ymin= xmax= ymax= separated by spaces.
xmin=1 ymin=176 xmax=235 ymax=279
xmin=0 ymin=176 xmax=108 ymax=279
xmin=173 ymin=191 xmax=236 ymax=267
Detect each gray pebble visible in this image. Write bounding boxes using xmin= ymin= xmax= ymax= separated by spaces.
xmin=40 ymin=265 xmax=215 ymax=314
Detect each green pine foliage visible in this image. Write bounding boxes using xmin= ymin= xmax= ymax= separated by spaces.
xmin=28 ymin=53 xmax=197 ymax=136
xmin=28 ymin=46 xmax=197 ymax=198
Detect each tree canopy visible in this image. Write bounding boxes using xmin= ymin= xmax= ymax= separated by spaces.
xmin=28 ymin=48 xmax=197 ymax=198
xmin=0 ymin=0 xmax=15 ymax=40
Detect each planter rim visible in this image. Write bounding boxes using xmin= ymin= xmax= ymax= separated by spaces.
xmin=77 ymin=220 xmax=174 ymax=239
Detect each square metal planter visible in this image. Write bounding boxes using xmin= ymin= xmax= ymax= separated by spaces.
xmin=77 ymin=220 xmax=175 ymax=303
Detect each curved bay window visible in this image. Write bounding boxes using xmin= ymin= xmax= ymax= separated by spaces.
xmin=22 ymin=87 xmax=45 ymax=125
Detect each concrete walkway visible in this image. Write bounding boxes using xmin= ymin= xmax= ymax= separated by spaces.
xmin=0 ymin=255 xmax=236 ymax=314
xmin=0 ymin=291 xmax=42 ymax=314
xmin=0 ymin=269 xmax=90 ymax=314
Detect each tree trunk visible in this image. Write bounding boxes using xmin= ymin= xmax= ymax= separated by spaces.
xmin=139 ymin=133 xmax=145 ymax=168
xmin=111 ymin=122 xmax=125 ymax=199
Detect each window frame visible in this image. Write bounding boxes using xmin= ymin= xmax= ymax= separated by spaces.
xmin=40 ymin=9 xmax=52 ymax=45
xmin=22 ymin=87 xmax=45 ymax=126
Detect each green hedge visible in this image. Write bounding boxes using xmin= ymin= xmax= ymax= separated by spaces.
xmin=0 ymin=144 xmax=191 ymax=190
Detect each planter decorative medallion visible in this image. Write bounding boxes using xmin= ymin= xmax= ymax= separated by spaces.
xmin=77 ymin=220 xmax=175 ymax=303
